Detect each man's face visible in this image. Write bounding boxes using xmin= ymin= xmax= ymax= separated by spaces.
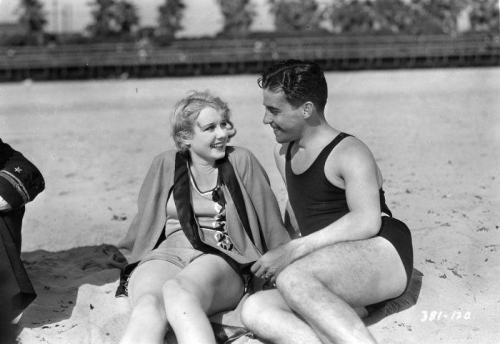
xmin=262 ymin=88 xmax=305 ymax=144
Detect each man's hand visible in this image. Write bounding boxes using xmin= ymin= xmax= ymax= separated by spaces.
xmin=251 ymin=241 xmax=297 ymax=284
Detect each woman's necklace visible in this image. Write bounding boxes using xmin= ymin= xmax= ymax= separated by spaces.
xmin=188 ymin=163 xmax=219 ymax=193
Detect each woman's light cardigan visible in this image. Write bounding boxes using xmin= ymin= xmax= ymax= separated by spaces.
xmin=118 ymin=146 xmax=291 ymax=270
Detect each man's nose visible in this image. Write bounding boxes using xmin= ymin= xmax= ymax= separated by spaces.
xmin=263 ymin=111 xmax=272 ymax=125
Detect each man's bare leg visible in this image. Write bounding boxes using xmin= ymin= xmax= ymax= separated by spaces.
xmin=242 ymin=237 xmax=407 ymax=344
xmin=242 ymin=289 xmax=322 ymax=344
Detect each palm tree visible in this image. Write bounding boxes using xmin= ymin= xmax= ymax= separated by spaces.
xmin=409 ymin=0 xmax=469 ymax=35
xmin=87 ymin=0 xmax=140 ymax=38
xmin=464 ymin=0 xmax=499 ymax=33
xmin=269 ymin=0 xmax=324 ymax=32
xmin=328 ymin=0 xmax=444 ymax=35
xmin=157 ymin=0 xmax=186 ymax=39
xmin=16 ymin=0 xmax=47 ymax=44
xmin=115 ymin=1 xmax=140 ymax=34
xmin=218 ymin=0 xmax=256 ymax=37
xmin=87 ymin=0 xmax=118 ymax=37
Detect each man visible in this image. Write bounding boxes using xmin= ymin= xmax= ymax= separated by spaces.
xmin=0 ymin=138 xmax=45 ymax=333
xmin=241 ymin=60 xmax=413 ymax=343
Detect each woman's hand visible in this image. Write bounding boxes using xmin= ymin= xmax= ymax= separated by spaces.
xmin=251 ymin=241 xmax=297 ymax=284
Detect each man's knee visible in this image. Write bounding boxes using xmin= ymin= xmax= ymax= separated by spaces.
xmin=276 ymin=263 xmax=315 ymax=304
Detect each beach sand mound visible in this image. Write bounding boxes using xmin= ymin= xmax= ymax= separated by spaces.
xmin=17 ymin=243 xmax=424 ymax=344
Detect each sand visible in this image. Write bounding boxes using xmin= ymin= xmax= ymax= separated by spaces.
xmin=1 ymin=67 xmax=499 ymax=343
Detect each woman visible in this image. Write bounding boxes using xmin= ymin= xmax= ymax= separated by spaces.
xmin=117 ymin=91 xmax=290 ymax=344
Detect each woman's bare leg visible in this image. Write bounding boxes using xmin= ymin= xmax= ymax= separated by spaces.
xmin=120 ymin=260 xmax=181 ymax=344
xmin=163 ymin=254 xmax=244 ymax=344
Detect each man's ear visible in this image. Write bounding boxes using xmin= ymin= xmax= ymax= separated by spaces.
xmin=302 ymin=101 xmax=314 ymax=119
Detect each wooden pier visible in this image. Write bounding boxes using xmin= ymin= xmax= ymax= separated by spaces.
xmin=0 ymin=34 xmax=498 ymax=82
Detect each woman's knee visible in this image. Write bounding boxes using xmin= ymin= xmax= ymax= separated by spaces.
xmin=240 ymin=293 xmax=267 ymax=329
xmin=163 ymin=278 xmax=189 ymax=300
xmin=162 ymin=278 xmax=204 ymax=310
xmin=131 ymin=293 xmax=166 ymax=318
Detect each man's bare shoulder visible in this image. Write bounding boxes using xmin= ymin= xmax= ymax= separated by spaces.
xmin=332 ymin=136 xmax=374 ymax=161
xmin=325 ymin=136 xmax=379 ymax=184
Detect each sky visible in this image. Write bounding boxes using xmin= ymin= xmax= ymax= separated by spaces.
xmin=0 ymin=0 xmax=276 ymax=37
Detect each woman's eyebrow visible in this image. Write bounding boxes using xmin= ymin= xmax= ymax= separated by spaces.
xmin=197 ymin=121 xmax=216 ymax=129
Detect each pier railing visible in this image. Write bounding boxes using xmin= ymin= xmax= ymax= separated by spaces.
xmin=1 ymin=34 xmax=498 ymax=81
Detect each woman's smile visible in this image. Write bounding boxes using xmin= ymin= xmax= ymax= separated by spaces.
xmin=210 ymin=141 xmax=225 ymax=149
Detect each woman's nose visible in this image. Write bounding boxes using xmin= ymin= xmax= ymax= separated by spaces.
xmin=217 ymin=125 xmax=228 ymax=137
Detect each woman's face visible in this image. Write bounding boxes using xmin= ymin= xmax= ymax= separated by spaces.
xmin=185 ymin=106 xmax=229 ymax=164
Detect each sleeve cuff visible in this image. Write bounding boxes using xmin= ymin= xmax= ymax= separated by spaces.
xmin=0 ymin=171 xmax=28 ymax=209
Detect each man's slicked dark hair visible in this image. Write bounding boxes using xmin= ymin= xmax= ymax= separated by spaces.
xmin=258 ymin=59 xmax=328 ymax=112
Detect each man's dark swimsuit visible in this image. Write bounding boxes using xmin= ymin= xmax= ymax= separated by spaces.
xmin=285 ymin=133 xmax=413 ymax=311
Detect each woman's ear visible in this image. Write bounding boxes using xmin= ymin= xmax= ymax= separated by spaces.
xmin=180 ymin=132 xmax=192 ymax=149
